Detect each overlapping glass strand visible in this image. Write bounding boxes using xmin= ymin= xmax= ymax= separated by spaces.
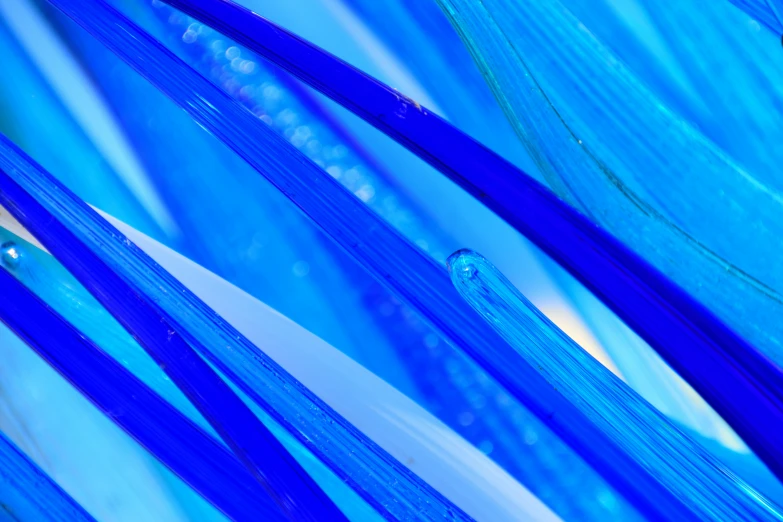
xmin=43 ymin=0 xmax=423 ymax=400
xmin=0 ymin=429 xmax=94 ymax=521
xmin=547 ymin=0 xmax=783 ymax=456
xmin=727 ymin=0 xmax=783 ymax=32
xmin=91 ymin=2 xmax=642 ymax=518
xmin=4 ymin=0 xmax=573 ymax=519
xmin=23 ymin=0 xmax=783 ymax=519
xmin=435 ymin=0 xmax=783 ymax=471
xmin=0 ymin=0 xmax=760 ymax=516
xmin=0 ymin=150 xmax=348 ymax=521
xmin=1 ymin=3 xmax=481 ymax=519
xmin=448 ymin=249 xmax=783 ymax=522
xmin=158 ymin=0 xmax=783 ymax=490
xmin=0 ymin=250 xmax=285 ymax=520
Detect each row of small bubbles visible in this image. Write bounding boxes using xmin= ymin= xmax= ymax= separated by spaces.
xmin=152 ymin=2 xmax=449 ymax=265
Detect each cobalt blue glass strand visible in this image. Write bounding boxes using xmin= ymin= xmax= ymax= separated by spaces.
xmin=150 ymin=0 xmax=717 ymax=447
xmin=0 ymin=0 xmax=622 ymax=517
xmin=436 ymin=0 xmax=783 ymax=474
xmin=448 ymin=249 xmax=783 ymax=522
xmin=0 ymin=120 xmax=472 ymax=522
xmin=155 ymin=0 xmax=783 ymax=483
xmin=0 ymin=14 xmax=164 ymax=241
xmin=125 ymin=10 xmax=642 ymax=519
xmin=334 ymin=0 xmax=740 ymax=450
xmin=438 ymin=0 xmax=783 ymax=362
xmin=0 ymin=428 xmax=96 ymax=522
xmin=47 ymin=1 xmax=429 ymax=398
xmin=16 ymin=1 xmax=775 ymax=518
xmin=15 ymin=8 xmax=631 ymax=518
xmin=0 ymin=262 xmax=284 ymax=521
xmin=0 ymin=150 xmax=345 ymax=520
xmin=361 ymin=286 xmax=643 ymax=521
xmin=335 ymin=0 xmax=538 ymax=179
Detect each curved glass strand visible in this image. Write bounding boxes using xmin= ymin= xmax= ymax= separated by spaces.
xmin=61 ymin=18 xmax=623 ymax=515
xmin=433 ymin=0 xmax=783 ymax=358
xmin=96 ymin=10 xmax=621 ymax=515
xmin=96 ymin=5 xmax=644 ymax=518
xmin=15 ymin=0 xmax=773 ymax=518
xmin=130 ymin=0 xmax=783 ymax=485
xmin=436 ymin=0 xmax=783 ymax=358
xmin=566 ymin=0 xmax=783 ymax=197
xmin=10 ymin=0 xmax=608 ymax=512
xmin=361 ymin=288 xmax=643 ymax=522
xmin=551 ymin=0 xmax=783 ymax=448
xmin=0 ymin=219 xmax=393 ymax=522
xmin=447 ymin=249 xmax=783 ymax=522
xmin=332 ymin=0 xmax=744 ymax=450
xmin=561 ymin=2 xmax=783 ymax=456
xmin=64 ymin=5 xmax=609 ymax=516
xmin=105 ymin=210 xmax=561 ymax=522
xmin=331 ymin=0 xmax=541 ymax=180
xmin=0 ymin=244 xmax=223 ymax=521
xmin=433 ymin=0 xmax=783 ymax=478
xmin=0 ymin=150 xmax=563 ymax=522
xmin=0 ymin=218 xmax=504 ymax=522
xmin=0 ymin=241 xmax=296 ymax=520
xmin=0 ymin=237 xmax=381 ymax=522
xmin=0 ymin=132 xmax=474 ymax=521
xmin=143 ymin=1 xmax=453 ymax=262
xmin=44 ymin=2 xmax=422 ymax=400
xmin=0 ymin=257 xmax=284 ymax=520
xmin=0 ymin=429 xmax=95 ymax=521
xmin=0 ymin=15 xmax=163 ymax=240
xmin=0 ymin=163 xmax=345 ymax=519
xmin=7 ymin=0 xmax=783 ymax=512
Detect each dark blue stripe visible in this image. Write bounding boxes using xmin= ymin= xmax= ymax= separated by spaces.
xmin=0 ymin=428 xmax=95 ymax=521
xmin=0 ymin=159 xmax=343 ymax=519
xmin=160 ymin=0 xmax=783 ymax=483
xmin=0 ymin=265 xmax=285 ymax=521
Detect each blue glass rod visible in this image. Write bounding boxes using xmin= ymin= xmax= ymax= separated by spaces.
xmin=448 ymin=249 xmax=783 ymax=522
xmin=0 ymin=257 xmax=286 ymax=520
xmin=0 ymin=428 xmax=96 ymax=521
xmin=0 ymin=138 xmax=345 ymax=521
xmin=159 ymin=0 xmax=783 ymax=483
xmin=39 ymin=1 xmax=783 ymax=517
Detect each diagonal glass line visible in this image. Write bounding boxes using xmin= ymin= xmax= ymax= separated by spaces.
xmin=24 ymin=1 xmax=539 ymax=520
xmin=157 ymin=0 xmax=783 ymax=486
xmin=0 ymin=0 xmax=179 ymax=236
xmin=0 ymin=140 xmax=345 ymax=521
xmin=38 ymin=0 xmax=783 ymax=518
xmin=0 ymin=262 xmax=284 ymax=520
xmin=0 ymin=427 xmax=96 ymax=521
